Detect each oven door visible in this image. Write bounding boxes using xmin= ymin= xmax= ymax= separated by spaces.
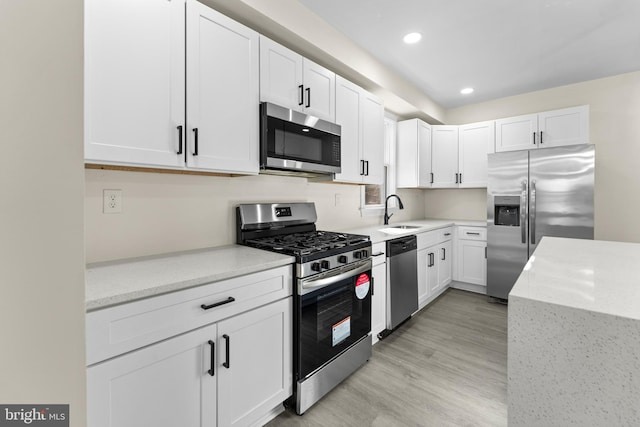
xmin=260 ymin=102 xmax=341 ymax=174
xmin=297 ymin=259 xmax=372 ymax=380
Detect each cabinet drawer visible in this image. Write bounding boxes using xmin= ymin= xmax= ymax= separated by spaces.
xmin=417 ymin=227 xmax=453 ymax=250
xmin=458 ymin=226 xmax=487 ymax=241
xmin=87 ymin=265 xmax=292 ymax=365
xmin=439 ymin=227 xmax=454 ymax=241
xmin=371 ymin=242 xmax=386 ymax=266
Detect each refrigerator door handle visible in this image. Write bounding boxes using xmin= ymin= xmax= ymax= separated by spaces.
xmin=521 ymin=180 xmax=528 ymax=244
xmin=530 ymin=180 xmax=537 ymax=245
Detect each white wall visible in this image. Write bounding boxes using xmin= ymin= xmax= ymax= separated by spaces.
xmin=0 ymin=1 xmax=86 ymax=425
xmin=426 ymin=71 xmax=640 ymax=243
xmin=86 ymin=170 xmax=424 ymax=263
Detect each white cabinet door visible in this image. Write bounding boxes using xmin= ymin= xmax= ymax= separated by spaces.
xmin=186 ymin=1 xmax=259 ymax=173
xmin=85 ymin=0 xmax=185 ymax=168
xmin=538 ymin=105 xmax=589 ymax=148
xmin=87 ymin=324 xmax=217 ymax=427
xmin=437 ymin=240 xmax=453 ymax=290
xmin=361 ymin=92 xmax=385 ymax=185
xmin=495 ymin=113 xmax=538 ymax=152
xmin=432 ymin=126 xmax=459 ymax=188
xmin=217 ymin=297 xmax=292 ymax=427
xmin=458 ymin=240 xmax=487 ymax=286
xmin=417 ymin=248 xmax=429 ymax=308
xmin=334 ymin=77 xmax=384 ymax=185
xmin=302 ymin=59 xmax=335 ymax=122
xmin=397 ymin=119 xmax=432 ymax=188
xmin=259 ymin=36 xmax=303 ymax=110
xmin=334 ymin=76 xmax=363 ymax=183
xmin=426 ymin=247 xmax=439 ymax=295
xmin=458 ymin=121 xmax=495 ymax=188
xmin=371 ymin=260 xmax=387 ymax=340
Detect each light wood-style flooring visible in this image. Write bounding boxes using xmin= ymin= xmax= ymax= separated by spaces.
xmin=266 ymin=288 xmax=508 ymax=427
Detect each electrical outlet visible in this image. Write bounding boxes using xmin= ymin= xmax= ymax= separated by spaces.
xmin=103 ymin=189 xmax=122 ymax=214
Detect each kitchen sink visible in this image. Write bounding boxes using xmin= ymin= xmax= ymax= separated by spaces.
xmin=379 ymin=225 xmax=422 ymax=234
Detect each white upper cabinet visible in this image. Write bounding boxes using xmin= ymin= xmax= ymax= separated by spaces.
xmin=333 ymin=76 xmax=384 ymax=185
xmin=85 ymin=0 xmax=259 ymax=174
xmin=458 ymin=121 xmax=495 ymax=188
xmin=397 ymin=119 xmax=432 ymax=188
xmin=496 ymin=105 xmax=589 ymax=152
xmin=538 ymin=105 xmax=589 ymax=148
xmin=85 ymin=0 xmax=186 ymax=168
xmin=431 ymin=126 xmax=459 ymax=188
xmin=186 ymin=1 xmax=259 ymax=174
xmin=259 ymin=36 xmax=335 ymax=122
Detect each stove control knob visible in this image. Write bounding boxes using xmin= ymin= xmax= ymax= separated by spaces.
xmin=338 ymin=255 xmax=348 ymax=264
xmin=311 ymin=262 xmax=321 ymax=272
xmin=361 ymin=249 xmax=369 ymax=258
xmin=354 ymin=251 xmax=362 ymax=259
xmin=321 ymin=260 xmax=330 ymax=270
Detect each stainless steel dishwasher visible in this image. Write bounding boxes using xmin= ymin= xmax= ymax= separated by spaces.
xmin=381 ymin=235 xmax=418 ymax=337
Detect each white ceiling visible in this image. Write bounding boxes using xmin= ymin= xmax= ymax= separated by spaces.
xmin=298 ymin=0 xmax=640 ymax=109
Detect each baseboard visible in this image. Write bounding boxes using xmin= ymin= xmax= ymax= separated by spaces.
xmin=450 ymin=280 xmax=486 ymax=294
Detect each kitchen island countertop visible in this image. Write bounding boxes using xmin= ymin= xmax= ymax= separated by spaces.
xmin=85 ymin=245 xmax=294 ymax=311
xmin=509 ymin=236 xmax=640 ymax=426
xmin=341 ymin=218 xmax=486 ymax=243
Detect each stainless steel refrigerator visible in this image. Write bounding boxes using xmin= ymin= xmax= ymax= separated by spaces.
xmin=487 ymin=144 xmax=595 ymax=300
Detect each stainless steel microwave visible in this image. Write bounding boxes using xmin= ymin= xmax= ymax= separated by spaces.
xmin=260 ymin=102 xmax=341 ymax=174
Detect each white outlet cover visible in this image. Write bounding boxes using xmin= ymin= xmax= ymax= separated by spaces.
xmin=103 ymin=189 xmax=122 ymax=214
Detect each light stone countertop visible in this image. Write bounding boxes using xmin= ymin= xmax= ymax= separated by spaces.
xmin=85 ymin=245 xmax=294 ymax=311
xmin=510 ymin=236 xmax=640 ymax=320
xmin=340 ymin=218 xmax=486 ymax=244
xmin=508 ymin=236 xmax=640 ymax=426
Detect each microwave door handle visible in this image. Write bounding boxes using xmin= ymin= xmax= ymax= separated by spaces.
xmin=530 ymin=180 xmax=537 ymax=245
xmin=521 ymin=180 xmax=527 ymax=244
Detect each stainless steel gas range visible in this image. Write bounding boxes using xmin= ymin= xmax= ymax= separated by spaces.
xmin=236 ymin=202 xmax=372 ymax=415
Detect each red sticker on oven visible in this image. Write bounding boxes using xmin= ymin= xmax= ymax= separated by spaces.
xmin=355 ymin=273 xmax=370 ymax=299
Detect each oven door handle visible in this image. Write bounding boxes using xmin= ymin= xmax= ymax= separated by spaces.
xmin=300 ymin=260 xmax=372 ymax=292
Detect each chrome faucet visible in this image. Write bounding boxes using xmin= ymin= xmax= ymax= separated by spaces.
xmin=384 ymin=194 xmax=404 ymax=225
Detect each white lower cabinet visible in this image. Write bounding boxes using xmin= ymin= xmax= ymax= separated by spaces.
xmin=454 ymin=226 xmax=487 ymax=293
xmin=88 ymin=324 xmax=218 ymax=427
xmin=371 ymin=243 xmax=386 ymax=343
xmin=87 ymin=266 xmax=293 ymax=427
xmin=417 ymin=227 xmax=453 ymax=309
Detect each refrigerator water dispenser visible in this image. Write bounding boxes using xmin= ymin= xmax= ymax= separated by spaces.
xmin=494 ymin=196 xmax=520 ymax=226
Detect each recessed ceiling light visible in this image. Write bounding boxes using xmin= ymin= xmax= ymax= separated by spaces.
xmin=403 ymin=32 xmax=422 ymax=44
xmin=460 ymin=87 xmax=474 ymax=95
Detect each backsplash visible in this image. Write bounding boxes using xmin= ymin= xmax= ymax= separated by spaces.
xmin=85 ymin=169 xmax=425 ymax=263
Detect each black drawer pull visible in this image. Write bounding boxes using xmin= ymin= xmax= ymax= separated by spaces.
xmin=223 ymin=334 xmax=230 ymax=369
xmin=466 ymin=232 xmax=481 ymax=236
xmin=444 ymin=233 xmax=451 ymax=236
xmin=192 ymin=128 xmax=199 ymax=156
xmin=176 ymin=125 xmax=183 ymax=155
xmin=200 ymin=297 xmax=235 ymax=310
xmin=371 ymin=252 xmax=385 ymax=257
xmin=207 ymin=340 xmax=215 ymax=376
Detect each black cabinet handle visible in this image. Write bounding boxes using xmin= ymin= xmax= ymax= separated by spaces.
xmin=442 ymin=247 xmax=446 ymax=260
xmin=430 ymin=172 xmax=434 ymax=184
xmin=466 ymin=232 xmax=481 ymax=236
xmin=223 ymin=334 xmax=230 ymax=369
xmin=532 ymin=131 xmax=536 ymax=145
xmin=365 ymin=160 xmax=369 ymax=176
xmin=207 ymin=340 xmax=215 ymax=376
xmin=371 ymin=276 xmax=375 ymax=296
xmin=193 ymin=128 xmax=199 ymax=156
xmin=360 ymin=160 xmax=365 ymax=176
xmin=200 ymin=297 xmax=235 ymax=311
xmin=298 ymin=85 xmax=304 ymax=106
xmin=305 ymin=87 xmax=311 ymax=108
xmin=177 ymin=125 xmax=183 ymax=155
xmin=459 ymin=173 xmax=462 ymax=184
xmin=455 ymin=173 xmax=459 ymax=184
xmin=444 ymin=233 xmax=451 ymax=236
xmin=485 ymin=246 xmax=487 ymax=259
xmin=540 ymin=131 xmax=543 ymax=144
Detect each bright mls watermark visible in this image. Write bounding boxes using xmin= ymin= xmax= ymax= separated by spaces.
xmin=0 ymin=405 xmax=68 ymax=426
